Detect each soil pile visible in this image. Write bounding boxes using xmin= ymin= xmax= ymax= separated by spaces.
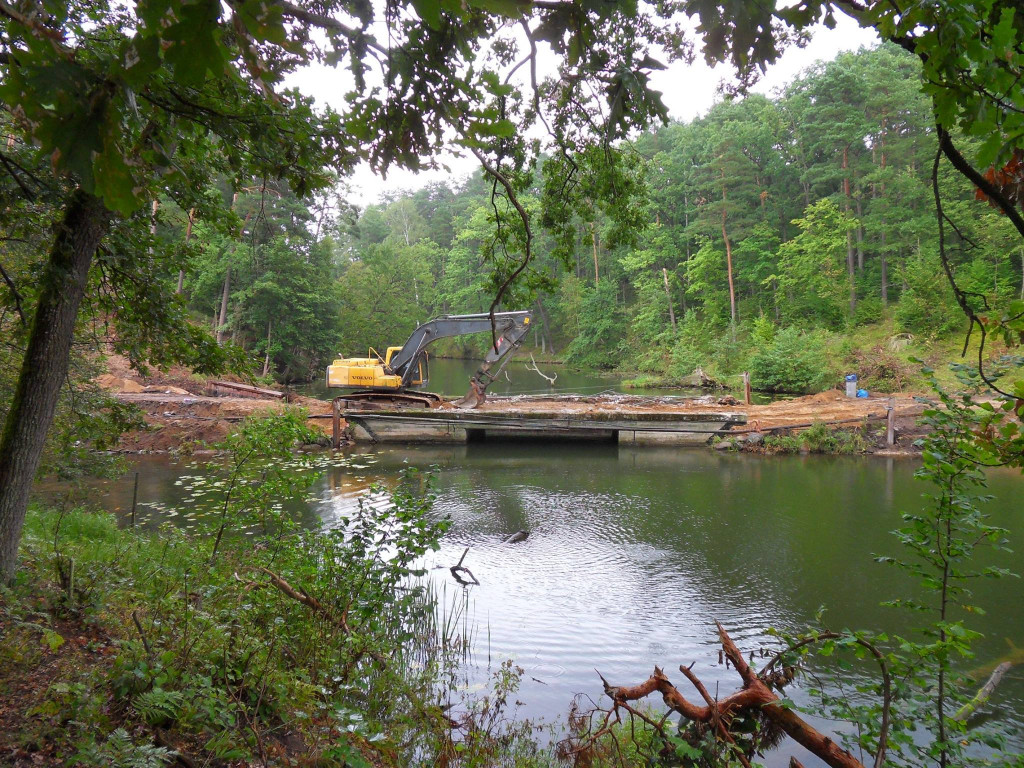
xmin=97 ymin=355 xmax=334 ymax=452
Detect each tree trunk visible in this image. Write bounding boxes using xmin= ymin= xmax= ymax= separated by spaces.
xmin=591 ymin=223 xmax=599 ymax=287
xmin=720 ymin=174 xmax=737 ymax=332
xmin=149 ymin=199 xmax=159 ymax=251
xmin=683 ymin=190 xmax=691 ymax=260
xmin=880 ymin=231 xmax=889 ymax=305
xmin=176 ymin=208 xmax=195 ymax=294
xmin=216 ymin=266 xmax=231 ymax=345
xmin=0 ymin=190 xmax=110 ymax=582
xmin=662 ymin=267 xmax=677 ymax=332
xmin=262 ymin=320 xmax=273 ymax=377
xmin=879 ymin=127 xmax=888 ymax=305
xmin=842 ymin=146 xmax=856 ymax=316
xmin=535 ymin=299 xmax=556 ymax=355
xmin=854 ymin=197 xmax=864 ymax=271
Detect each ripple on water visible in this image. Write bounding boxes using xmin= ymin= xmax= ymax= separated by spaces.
xmin=88 ymin=449 xmax=1024 ymax=765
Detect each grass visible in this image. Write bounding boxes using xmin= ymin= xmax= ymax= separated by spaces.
xmin=611 ymin=312 xmax=1024 ymax=397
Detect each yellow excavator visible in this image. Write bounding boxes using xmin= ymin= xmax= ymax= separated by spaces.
xmin=326 ymin=311 xmax=532 ymax=409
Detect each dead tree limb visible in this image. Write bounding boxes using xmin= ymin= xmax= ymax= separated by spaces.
xmin=954 ymin=661 xmax=1014 ymax=722
xmin=526 ymin=353 xmax=557 ymax=384
xmin=450 ymin=547 xmax=480 ymax=586
xmin=585 ymin=623 xmax=874 ymax=768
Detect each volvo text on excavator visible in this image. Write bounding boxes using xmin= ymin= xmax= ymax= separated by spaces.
xmin=325 ymin=311 xmax=532 ymax=409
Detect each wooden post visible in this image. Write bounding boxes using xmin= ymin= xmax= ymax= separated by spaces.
xmin=742 ymin=372 xmax=752 ymax=406
xmin=332 ymin=398 xmax=341 ymax=450
xmin=886 ymin=397 xmax=895 ymax=446
xmin=131 ymin=471 xmax=139 ymax=528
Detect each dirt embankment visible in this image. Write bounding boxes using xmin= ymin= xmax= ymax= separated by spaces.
xmin=98 ymin=355 xmax=334 ymax=453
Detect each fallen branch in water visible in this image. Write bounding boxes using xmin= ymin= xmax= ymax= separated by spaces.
xmin=526 ymin=353 xmax=557 ymax=384
xmin=561 ymin=623 xmax=885 ymax=768
xmin=450 ymin=547 xmax=480 ymax=586
xmin=955 ymin=661 xmax=1014 ymax=722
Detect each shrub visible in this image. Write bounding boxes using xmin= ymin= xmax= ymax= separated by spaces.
xmin=710 ymin=332 xmax=749 ymax=377
xmin=667 ymin=341 xmax=705 ymax=379
xmin=761 ymin=423 xmax=867 ymax=454
xmin=894 ymin=289 xmax=964 ymax=336
xmin=749 ymin=327 xmax=833 ymax=393
xmin=749 ymin=315 xmax=776 ymax=346
xmin=853 ymin=295 xmax=883 ymax=326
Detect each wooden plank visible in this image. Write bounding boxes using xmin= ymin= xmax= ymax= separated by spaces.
xmin=332 ymin=398 xmax=342 ymax=449
xmin=209 ymin=380 xmax=285 ymax=399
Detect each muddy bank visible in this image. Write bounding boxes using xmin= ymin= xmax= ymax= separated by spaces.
xmin=110 ymin=392 xmax=336 ymax=453
xmin=97 ymin=354 xmax=336 ymax=452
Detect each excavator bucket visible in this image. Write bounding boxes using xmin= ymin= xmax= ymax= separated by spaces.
xmin=453 ymin=378 xmax=486 ymax=409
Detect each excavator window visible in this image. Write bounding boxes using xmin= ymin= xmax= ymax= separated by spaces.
xmin=410 ymin=354 xmax=428 ymax=386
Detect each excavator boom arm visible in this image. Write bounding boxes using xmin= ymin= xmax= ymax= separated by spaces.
xmin=387 ymin=311 xmax=532 ymax=387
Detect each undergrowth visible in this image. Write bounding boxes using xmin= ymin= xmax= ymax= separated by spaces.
xmin=0 ymin=413 xmax=561 ymax=767
xmin=760 ymin=423 xmax=869 ymax=455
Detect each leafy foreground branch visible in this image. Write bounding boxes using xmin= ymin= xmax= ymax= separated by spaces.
xmin=562 ymin=365 xmax=1021 ymax=768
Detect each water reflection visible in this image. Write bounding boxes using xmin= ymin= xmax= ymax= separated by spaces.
xmin=87 ymin=445 xmax=1024 ymax=764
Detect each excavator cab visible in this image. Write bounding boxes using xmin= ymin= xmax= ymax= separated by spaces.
xmin=384 ymin=347 xmax=427 ymax=387
xmin=326 ymin=347 xmax=428 ymax=390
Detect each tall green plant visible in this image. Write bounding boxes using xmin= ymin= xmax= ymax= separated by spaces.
xmin=882 ymin=366 xmax=1015 ymax=766
xmin=774 ymin=365 xmax=1018 ymax=767
xmin=199 ymin=409 xmax=322 ymax=562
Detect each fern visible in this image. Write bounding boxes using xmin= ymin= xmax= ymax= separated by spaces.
xmin=76 ymin=728 xmax=175 ymax=768
xmin=133 ymin=687 xmax=184 ymax=726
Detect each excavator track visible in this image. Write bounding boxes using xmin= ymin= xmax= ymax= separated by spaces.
xmin=334 ymin=390 xmax=446 ymax=411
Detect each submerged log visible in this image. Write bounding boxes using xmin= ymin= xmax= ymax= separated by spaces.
xmin=503 ymin=530 xmax=529 ymax=544
xmin=954 ymin=661 xmax=1014 ymax=722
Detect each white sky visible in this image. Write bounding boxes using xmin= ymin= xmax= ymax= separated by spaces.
xmin=291 ymin=13 xmax=879 ymax=208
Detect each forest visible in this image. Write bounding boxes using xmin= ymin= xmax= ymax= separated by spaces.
xmin=167 ymin=44 xmax=1023 ymax=394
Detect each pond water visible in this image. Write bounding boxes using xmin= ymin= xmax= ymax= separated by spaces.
xmin=93 ymin=445 xmax=1024 ymax=765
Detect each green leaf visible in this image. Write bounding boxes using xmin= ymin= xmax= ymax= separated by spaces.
xmin=467 ymin=118 xmax=516 ymax=138
xmin=471 ymin=0 xmax=532 ymax=18
xmin=411 ymin=0 xmax=442 ymax=29
xmin=93 ymin=144 xmax=142 ymax=214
